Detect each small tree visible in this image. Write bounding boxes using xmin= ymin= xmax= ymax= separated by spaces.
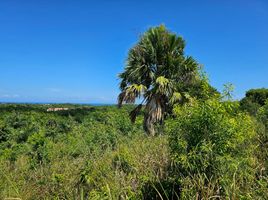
xmin=240 ymin=88 xmax=268 ymax=115
xmin=222 ymin=83 xmax=235 ymax=101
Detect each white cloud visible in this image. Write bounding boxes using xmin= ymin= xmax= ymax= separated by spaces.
xmin=46 ymin=88 xmax=62 ymax=93
xmin=1 ymin=94 xmax=20 ymax=98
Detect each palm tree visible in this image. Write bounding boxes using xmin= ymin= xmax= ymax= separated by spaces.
xmin=118 ymin=25 xmax=199 ymax=135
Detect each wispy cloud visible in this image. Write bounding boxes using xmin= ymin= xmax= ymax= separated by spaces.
xmin=1 ymin=94 xmax=20 ymax=98
xmin=46 ymin=88 xmax=62 ymax=93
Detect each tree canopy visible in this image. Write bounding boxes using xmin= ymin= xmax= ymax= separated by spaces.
xmin=240 ymin=88 xmax=268 ymax=115
xmin=118 ymin=25 xmax=208 ymax=135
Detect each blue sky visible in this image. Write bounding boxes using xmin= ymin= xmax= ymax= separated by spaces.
xmin=0 ymin=0 xmax=267 ymax=103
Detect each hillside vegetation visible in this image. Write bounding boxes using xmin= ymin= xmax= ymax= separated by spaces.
xmin=0 ymin=104 xmax=172 ymax=199
xmin=0 ymin=98 xmax=268 ymax=199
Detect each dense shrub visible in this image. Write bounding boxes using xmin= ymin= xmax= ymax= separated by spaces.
xmin=0 ymin=104 xmax=169 ymax=199
xmin=240 ymin=88 xmax=268 ymax=115
xmin=0 ymin=102 xmax=268 ymax=199
xmin=167 ymin=99 xmax=258 ymax=199
xmin=256 ymin=101 xmax=268 ymax=175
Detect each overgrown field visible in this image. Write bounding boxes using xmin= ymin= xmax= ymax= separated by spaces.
xmin=0 ymin=104 xmax=170 ymax=199
xmin=0 ymin=100 xmax=268 ymax=199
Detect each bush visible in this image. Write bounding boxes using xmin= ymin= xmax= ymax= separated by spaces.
xmin=27 ymin=132 xmax=50 ymax=166
xmin=256 ymin=101 xmax=268 ymax=175
xmin=167 ymin=99 xmax=257 ymax=199
xmin=240 ymin=88 xmax=268 ymax=115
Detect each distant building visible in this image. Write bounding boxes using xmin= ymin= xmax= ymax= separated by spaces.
xmin=47 ymin=108 xmax=69 ymax=112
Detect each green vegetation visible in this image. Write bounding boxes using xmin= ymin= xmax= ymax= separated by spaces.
xmin=0 ymin=104 xmax=167 ymax=199
xmin=1 ymin=95 xmax=268 ymax=199
xmin=240 ymin=88 xmax=268 ymax=115
xmin=118 ymin=25 xmax=217 ymax=136
xmin=167 ymin=99 xmax=258 ymax=199
xmin=1 ymin=25 xmax=268 ymax=199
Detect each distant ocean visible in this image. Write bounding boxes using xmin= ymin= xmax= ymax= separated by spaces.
xmin=81 ymin=103 xmax=116 ymax=106
xmin=0 ymin=102 xmax=116 ymax=106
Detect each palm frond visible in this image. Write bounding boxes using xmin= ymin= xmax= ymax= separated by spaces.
xmin=169 ymin=92 xmax=182 ymax=105
xmin=118 ymin=84 xmax=147 ymax=107
xmin=129 ymin=104 xmax=143 ymax=123
xmin=118 ymin=91 xmax=126 ymax=108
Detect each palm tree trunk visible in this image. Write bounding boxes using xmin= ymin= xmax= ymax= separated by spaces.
xmin=143 ymin=114 xmax=155 ymax=136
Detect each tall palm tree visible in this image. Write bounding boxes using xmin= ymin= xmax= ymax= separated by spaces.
xmin=118 ymin=25 xmax=199 ymax=135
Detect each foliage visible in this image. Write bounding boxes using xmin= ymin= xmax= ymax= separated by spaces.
xmin=256 ymin=101 xmax=268 ymax=176
xmin=0 ymin=94 xmax=268 ymax=199
xmin=240 ymin=88 xmax=268 ymax=115
xmin=222 ymin=82 xmax=235 ymax=100
xmin=167 ymin=99 xmax=261 ymax=199
xmin=118 ymin=25 xmax=207 ymax=135
xmin=0 ymin=104 xmax=169 ymax=199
